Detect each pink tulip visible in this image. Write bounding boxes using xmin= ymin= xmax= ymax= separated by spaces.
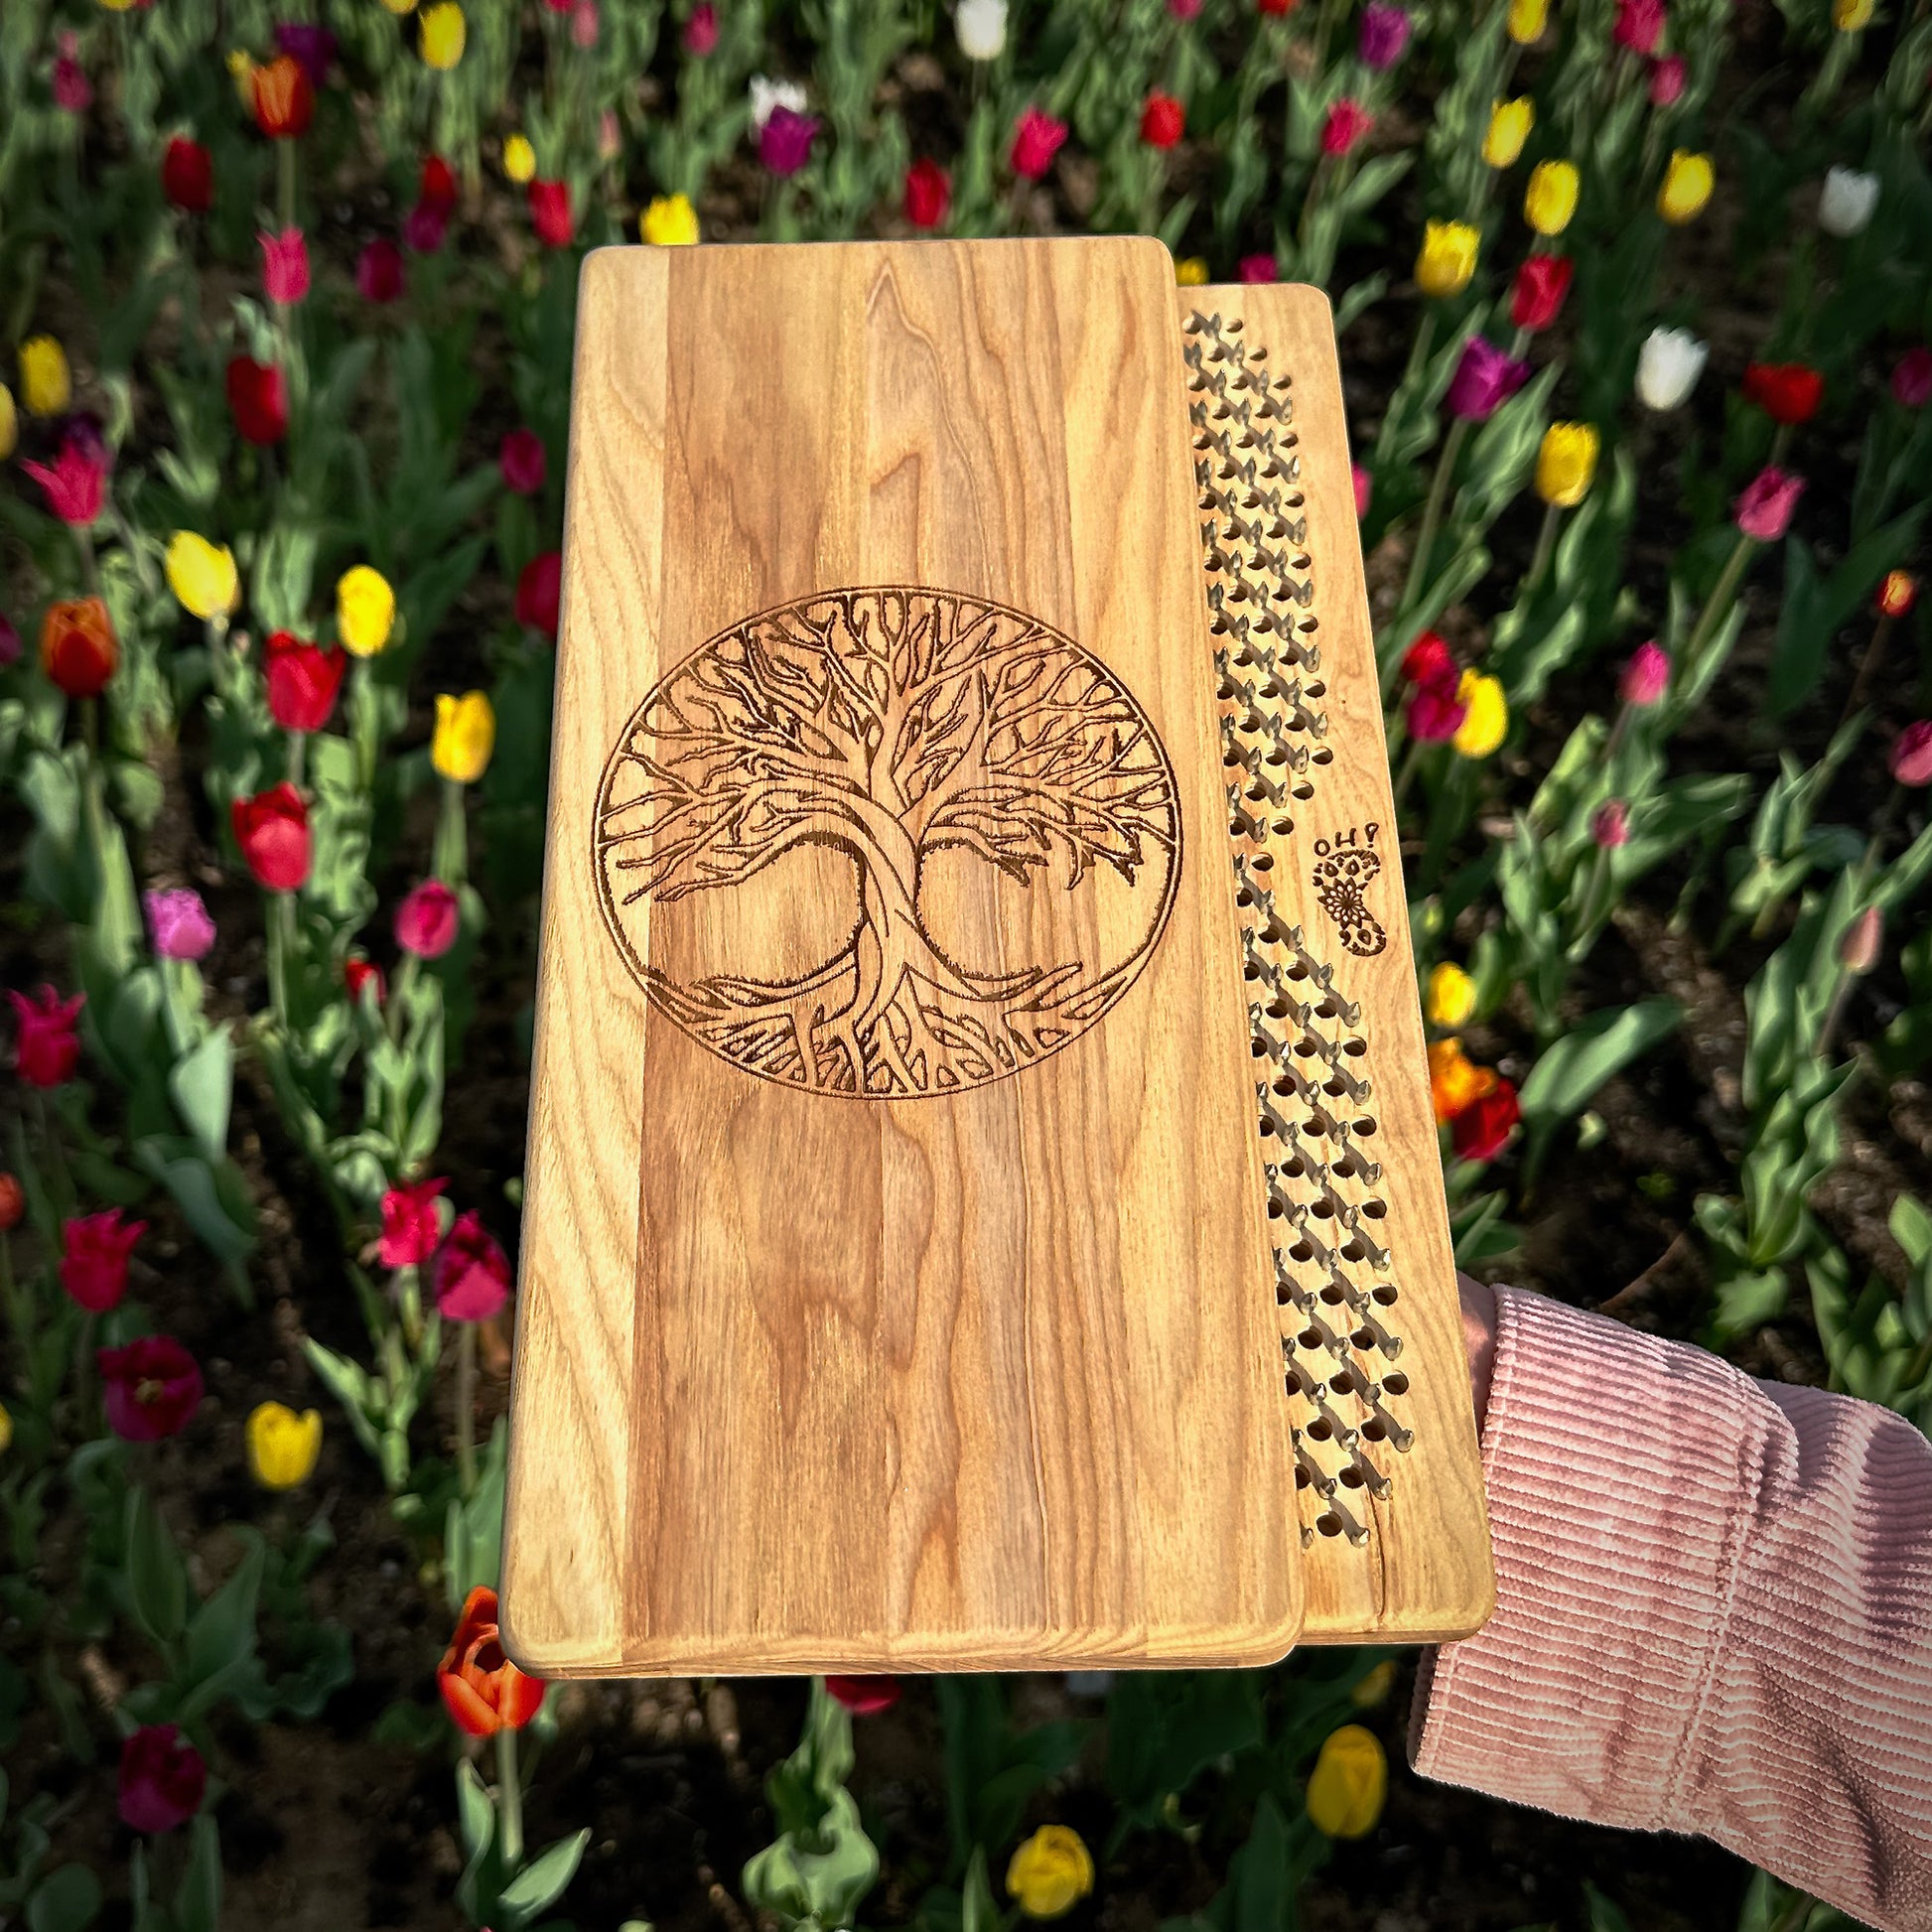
xmin=145 ymin=888 xmax=216 ymax=961
xmin=395 ymin=879 xmax=461 ymax=959
xmin=1649 ymin=55 xmax=1686 ymax=105
xmin=683 ymin=3 xmax=719 ymax=54
xmin=259 ymin=226 xmax=311 ymax=306
xmin=1321 ymin=98 xmax=1373 ymax=157
xmin=1590 ymin=799 xmax=1630 ymax=849
xmin=1237 ymin=254 xmax=1279 ymax=285
xmin=1733 ymin=466 xmax=1804 ymax=543
xmin=499 ymin=428 xmax=546 ymax=494
xmin=1352 ymin=464 xmax=1372 ymax=519
xmin=22 ymin=439 xmax=108 ymax=527
xmin=1891 ymin=721 xmax=1932 ymax=787
xmin=1618 ymin=640 xmax=1671 ymax=708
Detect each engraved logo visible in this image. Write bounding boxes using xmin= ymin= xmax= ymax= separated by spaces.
xmin=595 ymin=588 xmax=1181 ymax=1097
xmin=1311 ymin=829 xmax=1387 ymax=959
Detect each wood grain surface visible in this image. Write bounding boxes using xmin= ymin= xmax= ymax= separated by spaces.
xmin=503 ymin=238 xmax=1302 ymax=1676
xmin=1175 ymin=282 xmax=1494 ymax=1643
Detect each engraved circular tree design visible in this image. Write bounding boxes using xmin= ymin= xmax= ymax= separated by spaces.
xmin=595 ymin=587 xmax=1181 ymax=1097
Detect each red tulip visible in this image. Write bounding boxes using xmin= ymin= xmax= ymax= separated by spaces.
xmin=1321 ymin=98 xmax=1373 ymax=157
xmin=259 ymin=226 xmax=311 ymax=306
xmin=379 ymin=1176 xmax=447 ymax=1268
xmin=395 ymin=879 xmax=460 ymax=959
xmin=0 ymin=1173 xmax=23 ymax=1233
xmin=356 ymin=237 xmax=406 ymax=303
xmin=515 ymin=551 xmax=563 ymax=635
xmin=231 ymin=782 xmax=311 ymax=892
xmin=434 ymin=1210 xmax=511 ymax=1322
xmin=1257 ymin=0 xmax=1297 ymax=12
xmin=119 ymin=1726 xmax=207 ymax=1835
xmin=1740 ymin=361 xmax=1823 ymax=428
xmin=1450 ymin=1079 xmax=1520 ymax=1161
xmin=499 ymin=428 xmax=546 ymax=494
xmin=263 ymin=629 xmax=345 ymax=733
xmin=1510 ymin=254 xmax=1573 ymax=333
xmin=162 ymin=136 xmax=214 ymax=212
xmin=438 ymin=1587 xmax=544 ymax=1736
xmin=1009 ymin=106 xmax=1068 ymax=181
xmin=1400 ymin=630 xmax=1455 ymax=689
xmin=528 ymin=179 xmax=574 ymax=248
xmin=903 ymin=158 xmax=951 ymax=229
xmin=60 ymin=1208 xmax=146 ymax=1313
xmin=251 ymin=54 xmax=315 ymax=139
xmin=9 ymin=985 xmax=85 ymax=1088
xmin=99 ymin=1334 xmax=203 ymax=1441
xmin=226 ymin=356 xmax=289 ymax=446
xmin=345 ymin=955 xmax=387 ymax=1007
xmin=1407 ymin=678 xmax=1468 ymax=742
xmin=420 ymin=153 xmax=459 ymax=213
xmin=1140 ymin=91 xmax=1185 ymax=150
xmin=21 ymin=439 xmax=108 ymax=526
xmin=826 ymin=1675 xmax=900 ymax=1716
xmin=1238 ymin=254 xmax=1280 ymax=285
xmin=40 ymin=597 xmax=119 ymax=698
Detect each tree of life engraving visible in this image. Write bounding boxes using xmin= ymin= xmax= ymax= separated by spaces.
xmin=594 ymin=588 xmax=1182 ymax=1097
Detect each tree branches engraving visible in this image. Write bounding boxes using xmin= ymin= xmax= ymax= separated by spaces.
xmin=595 ymin=588 xmax=1181 ymax=1096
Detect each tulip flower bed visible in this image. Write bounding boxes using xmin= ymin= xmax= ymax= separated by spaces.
xmin=2 ymin=0 xmax=1929 ymax=1927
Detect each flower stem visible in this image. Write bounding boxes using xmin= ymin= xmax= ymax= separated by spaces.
xmin=287 ymin=730 xmax=306 ymax=790
xmin=1855 ymin=782 xmax=1905 ymax=893
xmin=1521 ymin=501 xmax=1562 ymax=602
xmin=433 ymin=778 xmax=469 ymax=889
xmin=1679 ymin=531 xmax=1756 ymax=696
xmin=456 ymin=1318 xmax=478 ymax=1499
xmin=1838 ymin=614 xmax=1894 ymax=730
xmin=1392 ymin=737 xmax=1424 ymax=809
xmin=34 ymin=1091 xmax=74 ymax=1220
xmin=1401 ymin=415 xmax=1471 ymax=616
xmin=267 ymin=891 xmax=294 ymax=1035
xmin=277 ymin=139 xmax=298 ymax=232
xmin=495 ymin=1727 xmax=524 ymax=1871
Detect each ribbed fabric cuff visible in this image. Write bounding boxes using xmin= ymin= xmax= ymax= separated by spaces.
xmin=1410 ymin=1285 xmax=1768 ymax=1833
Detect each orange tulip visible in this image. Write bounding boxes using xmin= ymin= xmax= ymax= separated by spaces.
xmin=251 ymin=54 xmax=314 ymax=139
xmin=1428 ymin=1038 xmax=1498 ymax=1124
xmin=40 ymin=597 xmax=118 ymax=698
xmin=437 ymin=1587 xmax=543 ymax=1736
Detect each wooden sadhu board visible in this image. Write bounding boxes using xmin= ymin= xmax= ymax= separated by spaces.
xmin=501 ymin=239 xmax=1490 ymax=1677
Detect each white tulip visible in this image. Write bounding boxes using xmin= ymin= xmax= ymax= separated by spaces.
xmin=1818 ymin=165 xmax=1879 ymax=238
xmin=1635 ymin=326 xmax=1708 ymax=411
xmin=956 ymin=0 xmax=1008 ymax=61
xmin=748 ymin=74 xmax=807 ymax=133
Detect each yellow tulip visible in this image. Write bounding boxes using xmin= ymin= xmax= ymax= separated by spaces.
xmin=1006 ymin=1826 xmax=1094 ymax=1919
xmin=1524 ymin=159 xmax=1579 ymax=236
xmin=227 ymin=49 xmax=258 ymax=112
xmin=1482 ymin=98 xmax=1534 ymax=169
xmin=336 ymin=565 xmax=396 ymax=657
xmin=1658 ymin=150 xmax=1714 ymax=224
xmin=1306 ymin=1724 xmax=1387 ymax=1839
xmin=1834 ymin=0 xmax=1874 ymax=25
xmin=433 ymin=691 xmax=495 ymax=784
xmin=1415 ymin=220 xmax=1479 ymax=299
xmin=165 ymin=533 xmax=240 ymax=621
xmin=1425 ymin=962 xmax=1477 ymax=1029
xmin=503 ymin=133 xmax=536 ymax=184
xmin=1351 ymin=1658 xmax=1400 ymax=1709
xmin=99 ymin=0 xmax=140 ymax=11
xmin=0 ymin=1400 xmax=12 ymax=1454
xmin=0 ymin=382 xmax=15 ymax=460
xmin=246 ymin=1401 xmax=322 ymax=1489
xmin=640 ymin=194 xmax=701 ymax=246
xmin=1506 ymin=0 xmax=1549 ymax=43
xmin=380 ymin=0 xmax=419 ymax=13
xmin=1535 ymin=421 xmax=1599 ymax=507
xmin=1452 ymin=671 xmax=1509 ymax=759
xmin=19 ymin=337 xmax=71 ymax=418
xmin=1174 ymin=256 xmax=1210 ymax=286
xmin=420 ymin=1 xmax=466 ymax=69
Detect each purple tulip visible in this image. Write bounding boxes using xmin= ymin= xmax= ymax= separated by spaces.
xmin=273 ymin=23 xmax=338 ymax=86
xmin=759 ymin=105 xmax=819 ymax=177
xmin=144 ymin=889 xmax=216 ymax=963
xmin=1358 ymin=4 xmax=1411 ymax=69
xmin=1446 ymin=337 xmax=1529 ymax=422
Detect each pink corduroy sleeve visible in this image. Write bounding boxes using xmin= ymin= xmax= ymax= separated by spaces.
xmin=1410 ymin=1284 xmax=1932 ymax=1932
